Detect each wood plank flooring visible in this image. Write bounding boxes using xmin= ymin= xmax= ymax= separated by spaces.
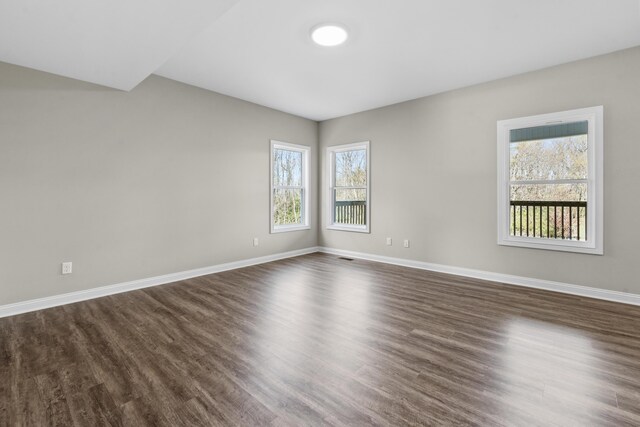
xmin=2 ymin=252 xmax=640 ymax=426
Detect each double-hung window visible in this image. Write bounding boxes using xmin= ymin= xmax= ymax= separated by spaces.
xmin=270 ymin=140 xmax=310 ymax=233
xmin=497 ymin=106 xmax=603 ymax=254
xmin=327 ymin=141 xmax=370 ymax=233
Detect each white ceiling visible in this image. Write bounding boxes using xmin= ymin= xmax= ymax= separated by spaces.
xmin=156 ymin=0 xmax=640 ymax=120
xmin=0 ymin=0 xmax=239 ymax=90
xmin=2 ymin=1 xmax=640 ymax=120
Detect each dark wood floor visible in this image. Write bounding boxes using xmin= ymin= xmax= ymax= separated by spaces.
xmin=2 ymin=253 xmax=640 ymax=426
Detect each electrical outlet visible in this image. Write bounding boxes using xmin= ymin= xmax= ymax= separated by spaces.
xmin=386 ymin=237 xmax=392 ymax=246
xmin=62 ymin=262 xmax=73 ymax=275
xmin=253 ymin=237 xmax=259 ymax=247
xmin=403 ymin=239 xmax=410 ymax=248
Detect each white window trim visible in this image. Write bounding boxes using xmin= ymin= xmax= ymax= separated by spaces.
xmin=497 ymin=106 xmax=603 ymax=255
xmin=270 ymin=140 xmax=311 ymax=233
xmin=327 ymin=141 xmax=371 ymax=233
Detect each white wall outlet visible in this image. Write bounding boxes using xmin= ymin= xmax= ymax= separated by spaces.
xmin=253 ymin=237 xmax=259 ymax=247
xmin=386 ymin=237 xmax=392 ymax=246
xmin=62 ymin=262 xmax=73 ymax=275
xmin=403 ymin=239 xmax=410 ymax=248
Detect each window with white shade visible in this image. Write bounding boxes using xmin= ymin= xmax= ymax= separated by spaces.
xmin=327 ymin=141 xmax=370 ymax=233
xmin=270 ymin=140 xmax=310 ymax=233
xmin=497 ymin=106 xmax=603 ymax=254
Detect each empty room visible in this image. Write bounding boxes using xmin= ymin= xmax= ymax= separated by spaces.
xmin=2 ymin=0 xmax=640 ymax=425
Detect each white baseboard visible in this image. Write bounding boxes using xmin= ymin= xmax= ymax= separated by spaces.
xmin=318 ymin=247 xmax=640 ymax=307
xmin=3 ymin=244 xmax=638 ymax=318
xmin=0 ymin=247 xmax=321 ymax=318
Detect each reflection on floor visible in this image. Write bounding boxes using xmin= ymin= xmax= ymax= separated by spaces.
xmin=1 ymin=253 xmax=640 ymax=425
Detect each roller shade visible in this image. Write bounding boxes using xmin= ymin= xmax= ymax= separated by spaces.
xmin=510 ymin=121 xmax=588 ymax=143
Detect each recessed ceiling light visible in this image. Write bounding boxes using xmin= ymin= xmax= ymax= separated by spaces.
xmin=311 ymin=24 xmax=348 ymax=47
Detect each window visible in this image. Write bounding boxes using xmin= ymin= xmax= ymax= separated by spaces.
xmin=497 ymin=106 xmax=603 ymax=254
xmin=270 ymin=140 xmax=310 ymax=233
xmin=327 ymin=141 xmax=370 ymax=233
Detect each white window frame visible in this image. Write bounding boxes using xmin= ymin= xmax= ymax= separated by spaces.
xmin=497 ymin=106 xmax=603 ymax=254
xmin=270 ymin=140 xmax=310 ymax=233
xmin=327 ymin=141 xmax=371 ymax=233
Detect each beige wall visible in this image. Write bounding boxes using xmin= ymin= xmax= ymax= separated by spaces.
xmin=0 ymin=62 xmax=318 ymax=306
xmin=320 ymin=47 xmax=640 ymax=296
xmin=3 ymin=46 xmax=640 ymax=307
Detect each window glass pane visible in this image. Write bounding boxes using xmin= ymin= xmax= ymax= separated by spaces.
xmin=273 ymin=149 xmax=302 ymax=187
xmin=509 ymin=183 xmax=587 ymax=241
xmin=335 ymin=149 xmax=367 ymax=187
xmin=273 ymin=188 xmax=303 ymax=226
xmin=334 ymin=188 xmax=366 ymax=225
xmin=510 ymin=134 xmax=587 ymax=181
xmin=498 ymin=108 xmax=602 ymax=253
xmin=510 ymin=183 xmax=587 ymax=202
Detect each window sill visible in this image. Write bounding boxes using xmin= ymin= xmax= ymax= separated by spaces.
xmin=271 ymin=225 xmax=311 ymax=234
xmin=498 ymin=237 xmax=603 ymax=255
xmin=327 ymin=224 xmax=370 ymax=233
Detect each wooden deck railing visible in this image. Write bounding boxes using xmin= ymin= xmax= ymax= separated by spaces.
xmin=335 ymin=200 xmax=586 ymax=239
xmin=335 ymin=201 xmax=366 ymax=225
xmin=510 ymin=200 xmax=587 ymax=241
